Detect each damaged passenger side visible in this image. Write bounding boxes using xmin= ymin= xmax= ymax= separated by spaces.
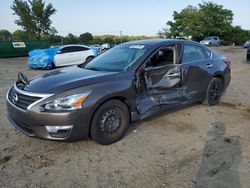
xmin=136 ymin=44 xmax=183 ymax=117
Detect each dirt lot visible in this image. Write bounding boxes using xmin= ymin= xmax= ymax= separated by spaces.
xmin=0 ymin=46 xmax=249 ymax=188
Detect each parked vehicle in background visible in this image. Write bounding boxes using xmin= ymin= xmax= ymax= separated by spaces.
xmin=54 ymin=45 xmax=95 ymax=67
xmin=244 ymin=40 xmax=250 ymax=48
xmin=200 ymin=36 xmax=220 ymax=47
xmin=6 ymin=39 xmax=231 ymax=145
xmin=101 ymin=43 xmax=111 ymax=51
xmin=247 ymin=46 xmax=250 ymax=61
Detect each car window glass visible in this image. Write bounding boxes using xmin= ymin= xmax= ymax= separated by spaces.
xmin=60 ymin=46 xmax=89 ymax=53
xmin=146 ymin=45 xmax=176 ymax=68
xmin=75 ymin=46 xmax=89 ymax=52
xmin=182 ymin=44 xmax=206 ymax=64
xmin=204 ymin=48 xmax=212 ymax=59
xmin=60 ymin=47 xmax=71 ymax=53
xmin=84 ymin=45 xmax=148 ymax=72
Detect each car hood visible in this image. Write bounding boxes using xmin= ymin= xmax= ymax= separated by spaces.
xmin=22 ymin=66 xmax=117 ymax=93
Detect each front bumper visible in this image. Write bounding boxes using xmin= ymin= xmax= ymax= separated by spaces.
xmin=6 ymin=94 xmax=92 ymax=141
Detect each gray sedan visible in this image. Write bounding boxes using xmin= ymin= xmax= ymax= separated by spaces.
xmin=200 ymin=36 xmax=220 ymax=47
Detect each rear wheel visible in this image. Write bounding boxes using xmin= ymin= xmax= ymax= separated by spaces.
xmin=90 ymin=100 xmax=129 ymax=145
xmin=203 ymin=78 xmax=223 ymax=106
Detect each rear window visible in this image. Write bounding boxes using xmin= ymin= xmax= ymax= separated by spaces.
xmin=182 ymin=44 xmax=206 ymax=63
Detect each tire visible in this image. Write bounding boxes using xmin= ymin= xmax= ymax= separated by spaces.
xmin=85 ymin=56 xmax=94 ymax=63
xmin=45 ymin=63 xmax=55 ymax=70
xmin=203 ymin=78 xmax=223 ymax=106
xmin=90 ymin=99 xmax=129 ymax=145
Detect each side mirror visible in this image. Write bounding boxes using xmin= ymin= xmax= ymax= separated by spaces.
xmin=57 ymin=50 xmax=62 ymax=54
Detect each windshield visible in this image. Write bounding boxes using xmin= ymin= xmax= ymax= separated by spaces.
xmin=84 ymin=44 xmax=148 ymax=72
xmin=204 ymin=37 xmax=213 ymax=40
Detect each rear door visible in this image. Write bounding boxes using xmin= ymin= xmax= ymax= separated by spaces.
xmin=180 ymin=43 xmax=213 ymax=102
xmin=136 ymin=44 xmax=183 ymax=116
xmin=54 ymin=46 xmax=75 ymax=66
xmin=71 ymin=46 xmax=91 ymax=64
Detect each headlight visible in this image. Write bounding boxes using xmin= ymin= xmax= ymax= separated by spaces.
xmin=44 ymin=92 xmax=90 ymax=111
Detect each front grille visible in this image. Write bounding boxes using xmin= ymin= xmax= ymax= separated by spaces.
xmin=8 ymin=87 xmax=42 ymax=110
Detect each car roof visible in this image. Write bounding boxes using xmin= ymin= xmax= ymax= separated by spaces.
xmin=123 ymin=39 xmax=198 ymax=47
xmin=59 ymin=44 xmax=90 ymax=49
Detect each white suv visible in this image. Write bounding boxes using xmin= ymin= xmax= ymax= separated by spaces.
xmin=54 ymin=45 xmax=95 ymax=67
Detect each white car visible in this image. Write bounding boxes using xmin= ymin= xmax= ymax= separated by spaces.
xmin=54 ymin=45 xmax=95 ymax=67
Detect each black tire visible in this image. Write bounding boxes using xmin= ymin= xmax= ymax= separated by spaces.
xmin=203 ymin=78 xmax=223 ymax=106
xmin=85 ymin=56 xmax=94 ymax=63
xmin=90 ymin=99 xmax=129 ymax=145
xmin=45 ymin=63 xmax=55 ymax=70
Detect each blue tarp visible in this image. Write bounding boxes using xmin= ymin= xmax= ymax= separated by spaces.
xmin=28 ymin=47 xmax=59 ymax=69
xmin=28 ymin=47 xmax=98 ymax=69
xmin=91 ymin=47 xmax=100 ymax=57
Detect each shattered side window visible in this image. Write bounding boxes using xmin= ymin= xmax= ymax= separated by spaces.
xmin=146 ymin=45 xmax=177 ymax=67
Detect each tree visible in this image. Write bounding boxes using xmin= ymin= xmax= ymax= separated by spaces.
xmin=12 ymin=29 xmax=27 ymax=41
xmin=223 ymin=26 xmax=250 ymax=45
xmin=199 ymin=2 xmax=233 ymax=37
xmin=79 ymin=32 xmax=93 ymax=45
xmin=165 ymin=2 xmax=233 ymax=41
xmin=0 ymin=30 xmax=12 ymax=41
xmin=11 ymin=0 xmax=56 ymax=39
xmin=47 ymin=34 xmax=62 ymax=46
xmin=167 ymin=6 xmax=204 ymax=40
xmin=64 ymin=33 xmax=78 ymax=44
xmin=157 ymin=26 xmax=172 ymax=39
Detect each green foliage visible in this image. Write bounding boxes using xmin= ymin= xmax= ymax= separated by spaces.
xmin=54 ymin=34 xmax=156 ymax=46
xmin=79 ymin=32 xmax=93 ymax=45
xmin=63 ymin=33 xmax=78 ymax=44
xmin=165 ymin=2 xmax=233 ymax=40
xmin=223 ymin=26 xmax=250 ymax=45
xmin=198 ymin=2 xmax=233 ymax=37
xmin=12 ymin=29 xmax=27 ymax=41
xmin=167 ymin=6 xmax=204 ymax=40
xmin=11 ymin=0 xmax=56 ymax=39
xmin=157 ymin=27 xmax=171 ymax=39
xmin=47 ymin=34 xmax=62 ymax=46
xmin=0 ymin=30 xmax=12 ymax=41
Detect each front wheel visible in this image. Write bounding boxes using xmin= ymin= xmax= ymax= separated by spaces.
xmin=203 ymin=78 xmax=223 ymax=106
xmin=85 ymin=56 xmax=94 ymax=63
xmin=90 ymin=100 xmax=129 ymax=145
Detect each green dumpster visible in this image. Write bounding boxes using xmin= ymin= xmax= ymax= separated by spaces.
xmin=0 ymin=40 xmax=49 ymax=58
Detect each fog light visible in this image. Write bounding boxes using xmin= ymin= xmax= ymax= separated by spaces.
xmin=45 ymin=125 xmax=73 ymax=138
xmin=45 ymin=125 xmax=73 ymax=133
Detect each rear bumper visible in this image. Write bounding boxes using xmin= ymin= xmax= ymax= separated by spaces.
xmin=6 ymin=98 xmax=92 ymax=141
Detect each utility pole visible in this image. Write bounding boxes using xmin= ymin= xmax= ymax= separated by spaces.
xmin=119 ymin=31 xmax=122 ymax=44
xmin=61 ymin=36 xmax=63 ymax=45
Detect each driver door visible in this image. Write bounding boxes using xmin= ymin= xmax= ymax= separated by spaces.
xmin=136 ymin=44 xmax=183 ymax=116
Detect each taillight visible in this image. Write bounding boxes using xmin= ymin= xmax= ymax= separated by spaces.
xmin=224 ymin=59 xmax=231 ymax=68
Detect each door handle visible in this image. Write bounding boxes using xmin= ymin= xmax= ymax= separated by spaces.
xmin=206 ymin=64 xmax=213 ymax=68
xmin=164 ymin=73 xmax=180 ymax=78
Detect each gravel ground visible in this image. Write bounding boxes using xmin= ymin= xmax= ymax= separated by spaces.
xmin=0 ymin=46 xmax=249 ymax=188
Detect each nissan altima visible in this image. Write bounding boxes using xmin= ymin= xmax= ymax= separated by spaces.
xmin=6 ymin=39 xmax=231 ymax=145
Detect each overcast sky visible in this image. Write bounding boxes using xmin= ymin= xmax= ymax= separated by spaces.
xmin=0 ymin=0 xmax=249 ymax=36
